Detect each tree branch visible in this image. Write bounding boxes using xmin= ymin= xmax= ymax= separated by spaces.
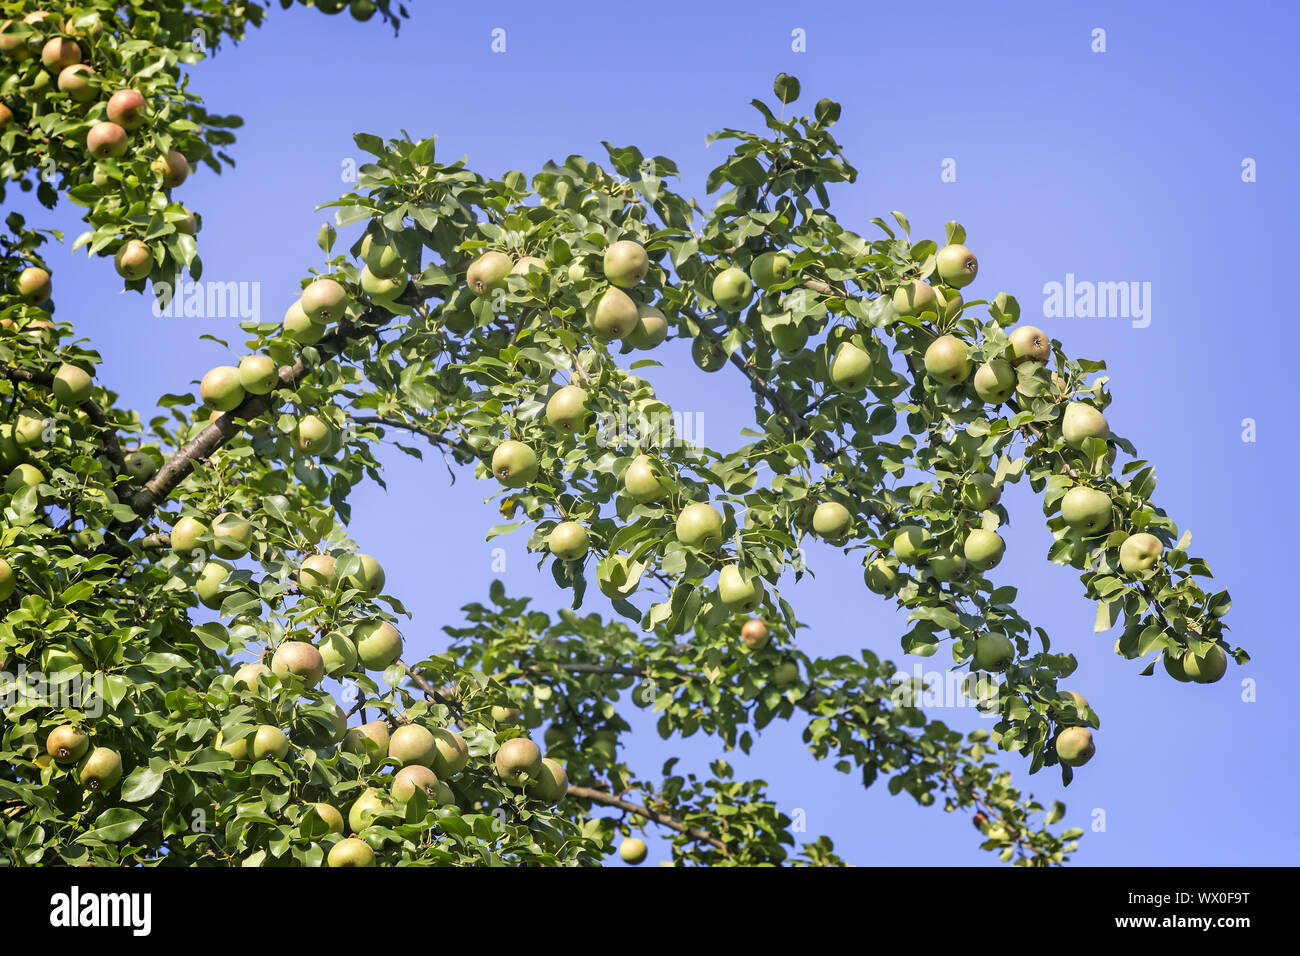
xmin=565 ymin=784 xmax=728 ymax=853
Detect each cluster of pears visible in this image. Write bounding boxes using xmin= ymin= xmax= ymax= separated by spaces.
xmin=356 ymin=231 xmax=413 ymax=307
xmin=42 ymin=724 xmax=123 ymax=794
xmin=0 ymin=363 xmax=98 ymax=508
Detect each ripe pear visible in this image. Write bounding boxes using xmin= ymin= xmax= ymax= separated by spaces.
xmin=1007 ymin=325 xmax=1050 ymax=365
xmin=830 ymin=343 xmax=873 ymax=393
xmin=353 ymin=620 xmax=402 ymax=670
xmin=863 ymin=558 xmax=899 ymax=595
xmin=492 ymin=440 xmax=539 ymax=487
xmin=1119 ymin=532 xmax=1163 ymax=574
xmin=299 ymin=553 xmax=337 ymax=588
xmin=200 ymin=366 xmax=245 ymax=412
xmin=87 ymin=120 xmax=128 ymax=159
xmin=360 ymin=232 xmax=404 ymax=278
xmin=271 ymin=641 xmax=325 ymax=688
xmin=430 ymin=728 xmax=469 ymax=778
xmin=717 ymin=565 xmax=764 ymax=613
xmin=545 ymin=385 xmax=588 ymax=434
xmin=168 ymin=515 xmax=207 ymax=556
xmin=16 ymin=267 xmax=52 ymax=305
xmin=347 ymin=788 xmax=393 ymax=832
xmin=624 ymin=454 xmax=668 ymax=503
xmin=77 ymin=747 xmax=123 ymax=792
xmin=740 ymin=618 xmax=770 ymax=650
xmin=619 ymin=837 xmax=647 ymax=864
xmin=195 ymin=560 xmax=232 ymax=609
xmin=627 ymin=304 xmax=668 ymax=349
xmin=106 ymin=88 xmax=147 ymax=129
xmin=342 ymin=721 xmax=390 ymax=770
xmin=41 ymin=37 xmax=81 ymax=71
xmin=928 ymin=551 xmax=966 ymax=583
xmin=328 ymin=837 xmax=374 ymax=867
xmin=301 ymin=277 xmax=347 ymax=324
xmin=58 ymin=63 xmax=95 ymax=101
xmin=712 ymin=267 xmax=754 ymax=312
xmin=771 ymin=323 xmax=808 ymax=356
xmin=1055 ymin=727 xmax=1095 ymax=767
xmin=232 ymin=662 xmax=270 ymax=690
xmin=392 ymin=764 xmax=440 ymax=804
xmin=114 ymin=239 xmax=152 ymax=280
xmin=283 ymin=299 xmax=325 ymax=344
xmin=152 ymin=149 xmax=189 ymax=188
xmin=972 ymin=633 xmax=1014 ymax=672
xmin=303 ymin=803 xmax=345 ymax=836
xmin=533 ymin=757 xmax=569 ymax=803
xmin=467 ymin=251 xmax=512 ymax=296
xmin=389 ymin=724 xmax=437 ymax=767
xmin=892 ymin=526 xmax=931 ymax=564
xmin=750 ymin=250 xmax=792 ymax=290
xmin=251 ymin=725 xmax=289 ymax=761
xmin=962 ymin=475 xmax=1000 ymax=511
xmin=1061 ymin=402 xmax=1110 ymax=448
xmin=603 ymin=240 xmax=648 ymax=288
xmin=591 ymin=287 xmax=639 ymax=340
xmin=511 ymin=256 xmax=546 ymax=277
xmin=1183 ymin=644 xmax=1228 ymax=684
xmin=46 ymin=725 xmax=89 ymax=764
xmin=548 ymin=521 xmax=590 ymax=561
xmin=317 ymin=632 xmax=358 ymax=677
xmin=973 ymin=359 xmax=1015 ymax=404
xmin=924 ymin=335 xmax=971 ymax=385
xmin=237 ymin=354 xmax=278 ymax=395
xmin=676 ymin=502 xmax=724 ymax=551
xmin=343 ymin=553 xmax=385 ymax=596
xmin=1060 ymin=486 xmax=1112 ymax=534
xmin=964 ymin=529 xmax=1006 ymax=571
xmin=495 ymin=737 xmax=543 ymax=786
xmin=892 ymin=280 xmax=937 ymax=316
xmin=935 ymin=244 xmax=978 ymax=288
xmin=812 ymin=501 xmax=853 ymax=541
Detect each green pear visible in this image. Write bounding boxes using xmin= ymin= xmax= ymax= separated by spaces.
xmin=1061 ymin=402 xmax=1110 ymax=448
xmin=712 ymin=267 xmax=754 ymax=312
xmin=691 ymin=335 xmax=727 ymax=372
xmin=327 ymin=837 xmax=374 ymax=867
xmin=200 ymin=366 xmax=245 ymax=412
xmin=924 ymin=335 xmax=971 ymax=385
xmin=343 ymin=553 xmax=385 ymax=596
xmin=892 ymin=280 xmax=937 ymax=316
xmin=392 ymin=764 xmax=440 ymax=804
xmin=512 ymin=256 xmax=546 ymax=277
xmin=532 ymin=757 xmax=569 ymax=802
xmin=359 ymin=265 xmax=407 ymax=302
xmin=1119 ymin=532 xmax=1163 ymax=574
xmin=237 ymin=354 xmax=278 ymax=395
xmin=491 ymin=440 xmax=538 ymax=487
xmin=863 ymin=558 xmax=899 ymax=595
xmin=1007 ymin=325 xmax=1050 ymax=365
xmin=295 ymin=414 xmax=332 ymax=455
xmin=675 ymin=502 xmax=724 ymax=551
xmin=318 ymin=632 xmax=358 ymax=677
xmin=77 ymin=746 xmax=122 ymax=792
xmin=353 ymin=620 xmax=402 ymax=671
xmin=347 ymin=788 xmax=393 ymax=832
xmin=251 ymin=725 xmax=289 ymax=761
xmin=717 ymin=565 xmax=764 ymax=613
xmin=52 ymin=364 xmax=93 ymax=405
xmin=1055 ymin=727 xmax=1095 ymax=766
xmin=812 ymin=501 xmax=852 ymax=541
xmin=299 ymin=554 xmax=337 ymax=589
xmin=972 ymin=633 xmax=1014 ymax=672
xmin=962 ymin=475 xmax=1000 ymax=511
xmin=591 ymin=287 xmax=639 ymax=340
xmin=195 ymin=561 xmax=232 ymax=610
xmin=389 ymin=724 xmax=437 ymax=767
xmin=1183 ymin=644 xmax=1228 ymax=684
xmin=548 ymin=521 xmax=590 ymax=561
xmin=1053 ymin=691 xmax=1089 ymax=725
xmin=1163 ymin=650 xmax=1192 ymax=683
xmin=430 ymin=728 xmax=469 ymax=777
xmin=211 ymin=512 xmax=252 ymax=559
xmin=624 ymin=454 xmax=669 ymax=503
xmin=467 ymin=251 xmax=513 ymax=297
xmin=935 ymin=244 xmax=978 ymax=288
xmin=360 ymin=232 xmax=405 ymax=279
xmin=750 ymin=251 xmax=792 ymax=290
xmin=45 ymin=725 xmax=89 ymax=764
xmin=771 ymin=323 xmax=808 ymax=356
xmin=16 ymin=267 xmax=52 ymax=306
xmin=603 ymin=240 xmax=648 ymax=288
xmin=283 ymin=299 xmax=326 ymax=344
xmin=5 ymin=463 xmax=42 ymax=495
xmin=619 ymin=837 xmax=647 ymax=864
xmin=342 ymin=722 xmax=390 ymax=770
xmin=771 ymin=661 xmax=800 ymax=686
xmin=303 ymin=802 xmax=345 ymax=836
xmin=973 ymin=359 xmax=1015 ymax=404
xmin=545 ymin=384 xmax=588 ymax=433
xmin=232 ymin=662 xmax=270 ymax=690
xmin=114 ymin=239 xmax=153 ymax=281
xmin=928 ymin=551 xmax=966 ymax=582
xmin=1060 ymin=486 xmax=1112 ymax=534
xmin=892 ymin=526 xmax=931 ymax=564
xmin=270 ymin=641 xmax=325 ymax=687
xmin=301 ymin=277 xmax=348 ymax=324
xmin=964 ymin=529 xmax=1005 ymax=571
xmin=627 ymin=304 xmax=668 ymax=349
xmin=495 ymin=737 xmax=543 ymax=786
xmin=0 ymin=557 xmax=14 ymax=602
xmin=830 ymin=343 xmax=873 ymax=393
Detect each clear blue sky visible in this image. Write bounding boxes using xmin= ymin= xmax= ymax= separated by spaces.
xmin=13 ymin=0 xmax=1297 ymax=865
